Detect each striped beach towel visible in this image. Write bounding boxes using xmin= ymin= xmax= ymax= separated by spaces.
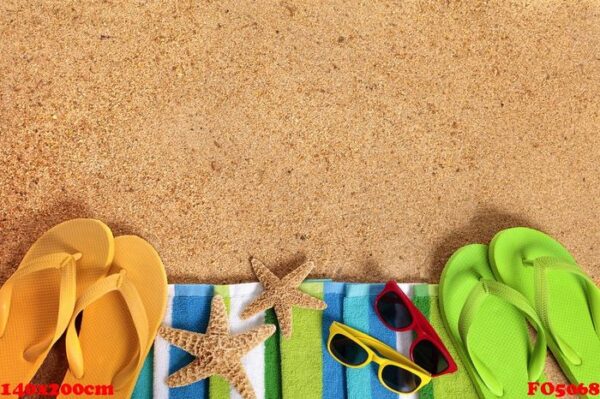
xmin=133 ymin=282 xmax=477 ymax=399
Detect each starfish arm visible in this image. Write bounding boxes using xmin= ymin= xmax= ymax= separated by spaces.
xmin=240 ymin=292 xmax=276 ymax=319
xmin=250 ymin=258 xmax=280 ymax=288
xmin=231 ymin=324 xmax=276 ymax=352
xmin=207 ymin=295 xmax=230 ymax=335
xmin=166 ymin=359 xmax=212 ymax=388
xmin=291 ymin=290 xmax=328 ymax=310
xmin=158 ymin=325 xmax=204 ymax=353
xmin=222 ymin=363 xmax=257 ymax=399
xmin=281 ymin=261 xmax=315 ymax=286
xmin=274 ymin=303 xmax=294 ymax=338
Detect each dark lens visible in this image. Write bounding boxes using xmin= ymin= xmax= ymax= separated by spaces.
xmin=413 ymin=339 xmax=449 ymax=375
xmin=376 ymin=291 xmax=413 ymax=329
xmin=329 ymin=334 xmax=369 ymax=366
xmin=381 ymin=364 xmax=422 ymax=393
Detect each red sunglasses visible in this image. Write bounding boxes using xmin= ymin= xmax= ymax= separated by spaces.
xmin=374 ymin=281 xmax=457 ymax=376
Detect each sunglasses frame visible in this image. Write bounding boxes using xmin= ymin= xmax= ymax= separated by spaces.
xmin=375 ymin=280 xmax=458 ymax=376
xmin=327 ymin=321 xmax=431 ymax=395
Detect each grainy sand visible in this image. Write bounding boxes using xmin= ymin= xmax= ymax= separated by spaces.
xmin=2 ymin=0 xmax=598 ymax=392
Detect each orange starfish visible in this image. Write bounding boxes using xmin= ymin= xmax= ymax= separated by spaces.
xmin=158 ymin=295 xmax=275 ymax=399
xmin=241 ymin=258 xmax=327 ymax=338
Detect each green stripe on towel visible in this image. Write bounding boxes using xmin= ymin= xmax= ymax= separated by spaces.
xmin=210 ymin=285 xmax=232 ymax=399
xmin=264 ymin=309 xmax=282 ymax=399
xmin=280 ymin=282 xmax=324 ymax=399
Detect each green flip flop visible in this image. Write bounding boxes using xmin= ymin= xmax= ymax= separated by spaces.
xmin=490 ymin=227 xmax=600 ymax=389
xmin=440 ymin=244 xmax=547 ymax=398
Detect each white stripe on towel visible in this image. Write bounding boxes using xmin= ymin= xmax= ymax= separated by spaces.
xmin=228 ymin=283 xmax=267 ymax=399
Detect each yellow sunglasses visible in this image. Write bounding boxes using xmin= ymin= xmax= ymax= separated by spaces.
xmin=327 ymin=321 xmax=432 ymax=395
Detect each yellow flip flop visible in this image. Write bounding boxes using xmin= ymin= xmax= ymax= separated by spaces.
xmin=0 ymin=219 xmax=115 ymax=392
xmin=59 ymin=236 xmax=168 ymax=399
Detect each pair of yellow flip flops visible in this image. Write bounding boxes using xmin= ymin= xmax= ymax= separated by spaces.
xmin=0 ymin=219 xmax=168 ymax=398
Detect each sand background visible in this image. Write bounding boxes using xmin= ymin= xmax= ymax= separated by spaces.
xmin=1 ymin=0 xmax=599 ymax=395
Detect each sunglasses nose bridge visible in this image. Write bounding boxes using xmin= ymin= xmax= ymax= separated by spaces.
xmin=370 ymin=352 xmax=386 ymax=366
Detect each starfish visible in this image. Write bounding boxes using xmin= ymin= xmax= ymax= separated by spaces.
xmin=241 ymin=258 xmax=327 ymax=338
xmin=158 ymin=295 xmax=275 ymax=399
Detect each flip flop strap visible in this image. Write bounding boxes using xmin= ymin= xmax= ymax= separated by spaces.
xmin=529 ymin=256 xmax=600 ymax=365
xmin=65 ymin=270 xmax=149 ymax=389
xmin=0 ymin=252 xmax=79 ymax=360
xmin=458 ymin=279 xmax=547 ymax=397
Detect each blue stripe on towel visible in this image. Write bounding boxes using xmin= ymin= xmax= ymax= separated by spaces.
xmin=344 ymin=284 xmax=372 ymax=399
xmin=169 ymin=285 xmax=213 ymax=399
xmin=322 ymin=282 xmax=346 ymax=399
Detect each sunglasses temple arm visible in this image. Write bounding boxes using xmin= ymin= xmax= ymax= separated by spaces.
xmin=355 ymin=334 xmax=412 ymax=364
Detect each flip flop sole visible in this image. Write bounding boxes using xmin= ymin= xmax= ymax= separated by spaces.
xmin=59 ymin=236 xmax=168 ymax=399
xmin=0 ymin=219 xmax=114 ymax=392
xmin=490 ymin=227 xmax=600 ymax=388
xmin=440 ymin=244 xmax=543 ymax=398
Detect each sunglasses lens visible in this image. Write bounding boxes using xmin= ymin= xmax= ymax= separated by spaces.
xmin=329 ymin=334 xmax=369 ymax=366
xmin=413 ymin=339 xmax=449 ymax=375
xmin=381 ymin=364 xmax=422 ymax=393
xmin=376 ymin=291 xmax=413 ymax=329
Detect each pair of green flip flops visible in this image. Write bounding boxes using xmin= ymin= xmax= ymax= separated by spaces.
xmin=440 ymin=227 xmax=600 ymax=398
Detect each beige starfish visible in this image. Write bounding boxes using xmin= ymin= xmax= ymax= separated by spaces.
xmin=241 ymin=258 xmax=327 ymax=338
xmin=158 ymin=295 xmax=275 ymax=399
